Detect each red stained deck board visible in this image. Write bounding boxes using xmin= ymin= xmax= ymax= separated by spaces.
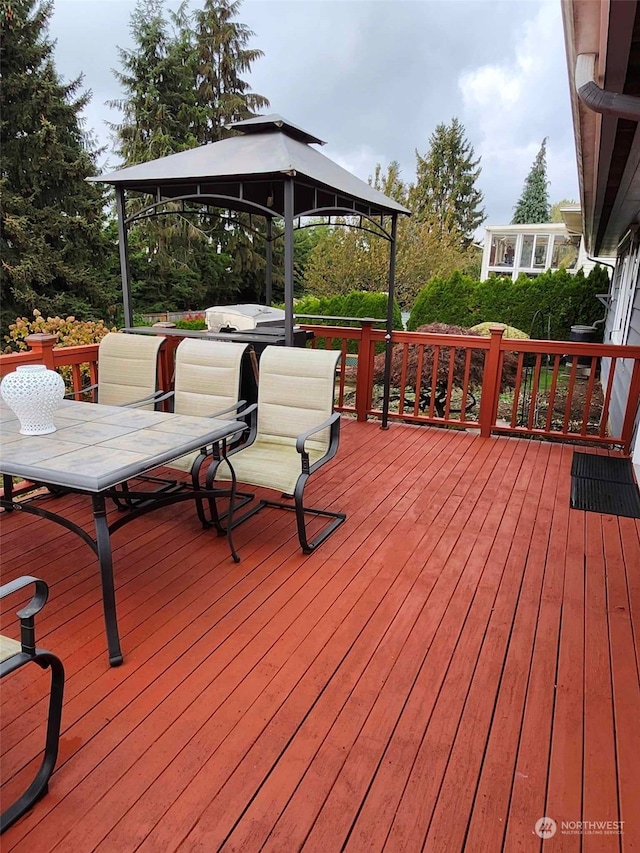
xmin=4 ymin=424 xmax=464 ymax=850
xmin=1 ymin=421 xmax=638 ymax=853
xmin=582 ymin=513 xmax=620 ymax=853
xmin=111 ymin=430 xmax=491 ymax=851
xmin=447 ymin=440 xmax=557 ymax=852
xmin=259 ymin=439 xmax=533 ymax=853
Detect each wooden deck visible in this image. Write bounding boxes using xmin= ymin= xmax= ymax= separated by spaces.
xmin=1 ymin=419 xmax=639 ymax=852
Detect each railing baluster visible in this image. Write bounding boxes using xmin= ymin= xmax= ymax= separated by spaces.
xmin=545 ymin=354 xmax=561 ymax=433
xmin=563 ymin=357 xmax=579 ymax=434
xmin=461 ymin=348 xmax=472 ymax=423
xmin=428 ymin=345 xmax=440 ymax=419
xmin=580 ymin=357 xmax=598 ymax=436
xmin=599 ymin=357 xmax=617 ymax=437
xmin=511 ymin=351 xmax=525 ymax=428
xmin=71 ymin=364 xmax=82 ymax=395
xmin=444 ymin=347 xmax=456 ymax=421
xmin=398 ymin=343 xmax=409 ymax=415
xmin=527 ymin=354 xmax=543 ymax=431
xmin=414 ymin=345 xmax=424 ymax=417
xmin=337 ymin=339 xmax=348 ymax=407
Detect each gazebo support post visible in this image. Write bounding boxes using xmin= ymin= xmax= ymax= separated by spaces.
xmin=116 ymin=187 xmax=134 ymax=329
xmin=283 ymin=178 xmax=295 ymax=346
xmin=381 ymin=214 xmax=398 ymax=430
xmin=265 ymin=217 xmax=273 ymax=306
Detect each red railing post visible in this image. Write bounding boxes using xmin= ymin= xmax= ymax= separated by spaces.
xmin=620 ymin=357 xmax=640 ymax=454
xmin=355 ymin=321 xmax=374 ymax=422
xmin=24 ymin=334 xmax=57 ymax=369
xmin=478 ymin=326 xmax=504 ymax=438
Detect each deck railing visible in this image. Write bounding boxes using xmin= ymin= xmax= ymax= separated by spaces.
xmin=2 ymin=325 xmax=640 ymax=452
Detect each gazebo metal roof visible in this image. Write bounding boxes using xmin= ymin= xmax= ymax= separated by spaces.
xmin=94 ymin=114 xmax=409 ymax=219
xmin=93 ymin=115 xmax=410 ymax=427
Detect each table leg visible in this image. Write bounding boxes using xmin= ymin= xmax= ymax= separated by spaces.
xmin=2 ymin=474 xmax=14 ymax=511
xmin=92 ymin=494 xmax=123 ymax=666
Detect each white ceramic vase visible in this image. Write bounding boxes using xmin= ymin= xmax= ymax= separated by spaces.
xmin=1 ymin=364 xmax=66 ymax=435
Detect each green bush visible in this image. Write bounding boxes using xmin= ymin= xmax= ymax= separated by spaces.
xmin=293 ymin=290 xmax=402 ymax=329
xmin=279 ymin=290 xmax=403 ymax=354
xmin=4 ymin=309 xmax=115 ymax=353
xmin=174 ymin=315 xmax=207 ymax=330
xmin=407 ymin=271 xmax=477 ymax=330
xmin=408 ymin=266 xmax=609 ymax=341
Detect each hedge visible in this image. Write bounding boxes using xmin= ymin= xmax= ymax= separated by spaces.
xmin=407 ymin=265 xmax=610 ymax=341
xmin=292 ymin=291 xmax=403 ymax=330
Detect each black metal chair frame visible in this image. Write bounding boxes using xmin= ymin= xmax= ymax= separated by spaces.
xmin=1 ymin=576 xmax=65 ymax=833
xmin=204 ymin=408 xmax=345 ymax=553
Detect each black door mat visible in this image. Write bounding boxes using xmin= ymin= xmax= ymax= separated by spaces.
xmin=570 ymin=451 xmax=640 ymax=518
xmin=571 ymin=478 xmax=640 ymax=518
xmin=571 ymin=451 xmax=637 ymax=484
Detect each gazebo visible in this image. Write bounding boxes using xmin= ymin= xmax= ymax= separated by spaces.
xmin=92 ymin=114 xmax=410 ymax=422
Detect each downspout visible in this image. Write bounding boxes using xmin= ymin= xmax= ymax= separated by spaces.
xmin=575 ymin=54 xmax=640 ymax=120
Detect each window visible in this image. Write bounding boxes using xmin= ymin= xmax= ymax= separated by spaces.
xmin=533 ymin=236 xmax=549 ymax=267
xmin=490 ymin=234 xmax=517 ymax=267
xmin=610 ymin=246 xmax=637 ymax=345
xmin=519 ymin=235 xmax=534 ymax=267
xmin=550 ymin=235 xmax=579 ymax=269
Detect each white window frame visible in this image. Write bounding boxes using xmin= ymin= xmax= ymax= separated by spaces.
xmin=610 ymin=238 xmax=637 ymax=345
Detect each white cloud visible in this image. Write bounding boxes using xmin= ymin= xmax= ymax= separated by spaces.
xmin=458 ymin=0 xmax=578 ymax=224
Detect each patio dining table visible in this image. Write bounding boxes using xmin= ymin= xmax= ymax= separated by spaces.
xmin=0 ymin=399 xmax=245 ymax=666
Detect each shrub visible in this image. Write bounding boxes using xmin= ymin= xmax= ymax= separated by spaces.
xmin=287 ymin=290 xmax=402 ymax=354
xmin=408 ymin=265 xmax=610 ymax=341
xmin=371 ymin=323 xmax=518 ymax=393
xmin=174 ymin=315 xmax=207 ymax=330
xmin=469 ymin=322 xmax=529 ymax=339
xmin=4 ymin=310 xmax=115 ymax=353
xmin=407 ymin=272 xmax=477 ymax=330
xmin=293 ymin=290 xmax=402 ymax=329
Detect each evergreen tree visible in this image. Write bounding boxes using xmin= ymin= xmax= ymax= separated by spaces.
xmin=109 ymin=0 xmax=270 ymax=312
xmin=0 ymin=0 xmax=110 ymax=335
xmin=109 ymin=0 xmax=197 ymax=164
xmin=410 ymin=118 xmax=486 ymax=246
xmin=192 ymin=0 xmax=269 ymax=144
xmin=512 ymin=138 xmax=551 ymax=224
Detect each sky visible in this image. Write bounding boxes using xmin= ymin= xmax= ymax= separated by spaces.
xmin=48 ymin=0 xmax=580 ymax=229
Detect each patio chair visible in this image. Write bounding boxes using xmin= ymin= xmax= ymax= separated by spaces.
xmin=73 ymin=332 xmax=167 ymax=409
xmin=162 ymin=338 xmax=254 ymax=516
xmin=1 ymin=577 xmax=65 ymax=833
xmin=118 ymin=338 xmax=254 ymax=513
xmin=207 ymin=345 xmax=346 ymax=553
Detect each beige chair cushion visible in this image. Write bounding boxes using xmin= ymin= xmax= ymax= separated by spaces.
xmin=0 ymin=634 xmax=22 ymax=664
xmin=216 ymin=346 xmax=340 ymax=493
xmin=98 ymin=332 xmax=166 ymax=408
xmin=256 ymin=346 xmax=340 ymax=453
xmin=167 ymin=338 xmax=248 ymax=474
xmin=216 ymin=435 xmax=326 ymax=494
xmin=173 ymin=338 xmax=248 ymax=417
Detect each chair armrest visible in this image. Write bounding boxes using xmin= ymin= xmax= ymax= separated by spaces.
xmin=295 ymin=412 xmax=341 ymax=454
xmin=296 ymin=413 xmax=341 ymax=475
xmin=124 ymin=389 xmax=172 ymax=408
xmin=225 ymin=403 xmax=258 ymax=454
xmin=65 ymin=383 xmax=97 ymax=401
xmin=0 ymin=576 xmax=49 ymax=657
xmin=205 ymin=399 xmax=249 ymax=418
